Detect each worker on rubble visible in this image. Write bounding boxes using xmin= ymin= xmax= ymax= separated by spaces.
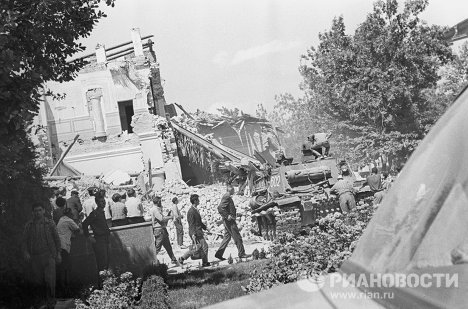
xmin=330 ymin=175 xmax=356 ymax=213
xmin=360 ymin=167 xmax=385 ymax=205
xmin=308 ymin=132 xmax=332 ymax=159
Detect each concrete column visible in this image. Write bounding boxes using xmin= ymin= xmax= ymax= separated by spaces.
xmin=86 ymin=88 xmax=106 ymax=138
xmin=131 ymin=28 xmax=144 ymax=57
xmin=96 ymin=44 xmax=107 ymax=63
xmin=133 ymin=91 xmax=149 ymax=115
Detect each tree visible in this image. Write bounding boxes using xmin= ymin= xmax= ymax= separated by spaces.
xmin=270 ymin=0 xmax=453 ymax=167
xmin=421 ymin=41 xmax=468 ymax=132
xmin=0 ymin=0 xmax=114 ymax=305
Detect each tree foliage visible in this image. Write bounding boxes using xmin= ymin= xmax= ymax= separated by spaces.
xmin=0 ymin=0 xmax=114 ymax=302
xmin=264 ymin=0 xmax=457 ymax=168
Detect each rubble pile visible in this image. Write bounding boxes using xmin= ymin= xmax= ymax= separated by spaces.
xmin=45 ymin=175 xmax=261 ymax=245
xmin=147 ymin=179 xmax=262 ymax=245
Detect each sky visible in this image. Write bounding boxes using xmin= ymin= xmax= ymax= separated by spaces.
xmin=79 ymin=0 xmax=468 ymax=115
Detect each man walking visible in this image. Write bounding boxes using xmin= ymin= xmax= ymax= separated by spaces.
xmin=170 ymin=197 xmax=185 ymax=248
xmin=179 ymin=194 xmax=210 ymax=267
xmin=23 ymin=203 xmax=61 ymax=309
xmin=331 ymin=175 xmax=356 ymax=213
xmin=82 ymin=192 xmax=111 ymax=284
xmin=215 ymin=185 xmax=248 ymax=260
xmin=56 ymin=207 xmax=80 ymax=296
xmin=151 ymin=196 xmax=178 ymax=265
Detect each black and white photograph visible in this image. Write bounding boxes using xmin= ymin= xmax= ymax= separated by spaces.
xmin=1 ymin=0 xmax=468 ymax=308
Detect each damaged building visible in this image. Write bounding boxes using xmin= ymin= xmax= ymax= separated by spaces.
xmin=36 ymin=28 xmax=283 ymax=187
xmin=37 ymin=28 xmax=181 ymax=186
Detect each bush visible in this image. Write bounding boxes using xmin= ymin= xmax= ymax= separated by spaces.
xmin=75 ymin=270 xmax=142 ymax=309
xmin=138 ymin=275 xmax=170 ymax=309
xmin=245 ymin=199 xmax=375 ymax=293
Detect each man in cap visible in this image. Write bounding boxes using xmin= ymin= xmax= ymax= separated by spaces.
xmin=330 ymin=175 xmax=356 ymax=213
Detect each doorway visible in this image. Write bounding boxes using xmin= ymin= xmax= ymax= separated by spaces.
xmin=118 ymin=100 xmax=134 ymax=133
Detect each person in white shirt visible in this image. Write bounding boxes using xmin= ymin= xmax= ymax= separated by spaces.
xmin=170 ymin=197 xmax=185 ymax=248
xmin=82 ymin=187 xmax=98 ymax=219
xmin=56 ymin=208 xmax=80 ymax=296
xmin=125 ymin=188 xmax=145 ymax=224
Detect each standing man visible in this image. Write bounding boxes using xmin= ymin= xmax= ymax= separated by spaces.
xmin=215 ymin=185 xmax=248 ymax=260
xmin=82 ymin=192 xmax=111 ymax=283
xmin=66 ymin=190 xmax=82 ymax=223
xmin=179 ymin=194 xmax=210 ymax=267
xmin=23 ymin=203 xmax=61 ymax=309
xmin=151 ymin=196 xmax=178 ymax=265
xmin=170 ymin=197 xmax=185 ymax=249
xmin=361 ymin=167 xmax=384 ymax=204
xmin=330 ymin=175 xmax=357 ymax=213
xmin=56 ymin=208 xmax=80 ymax=296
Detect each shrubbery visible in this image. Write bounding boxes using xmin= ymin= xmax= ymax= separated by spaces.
xmin=139 ymin=275 xmax=170 ymax=309
xmin=76 ymin=270 xmax=142 ymax=309
xmin=245 ymin=199 xmax=375 ymax=293
xmin=75 ymin=269 xmax=170 ymax=309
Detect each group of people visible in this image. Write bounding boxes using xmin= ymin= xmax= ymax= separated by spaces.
xmin=150 ymin=185 xmax=249 ymax=267
xmin=22 ymin=184 xmax=251 ymax=307
xmin=22 ymin=186 xmax=146 ymax=308
xmin=330 ymin=166 xmax=394 ymax=213
xmin=302 ymin=132 xmax=332 ymax=161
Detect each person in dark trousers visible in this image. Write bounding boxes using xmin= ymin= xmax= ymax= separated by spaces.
xmin=179 ymin=194 xmax=210 ymax=266
xmin=56 ymin=207 xmax=80 ymax=296
xmin=170 ymin=197 xmax=185 ymax=248
xmin=151 ymin=196 xmax=178 ymax=265
xmin=23 ymin=203 xmax=61 ymax=309
xmin=82 ymin=192 xmax=110 ymax=285
xmin=331 ymin=175 xmax=357 ymax=213
xmin=66 ymin=190 xmax=82 ymax=223
xmin=215 ymin=185 xmax=248 ymax=260
xmin=361 ymin=167 xmax=384 ymax=204
xmin=126 ymin=188 xmax=145 ymax=224
xmin=110 ymin=193 xmax=128 ymax=227
xmin=53 ymin=197 xmax=66 ymax=225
